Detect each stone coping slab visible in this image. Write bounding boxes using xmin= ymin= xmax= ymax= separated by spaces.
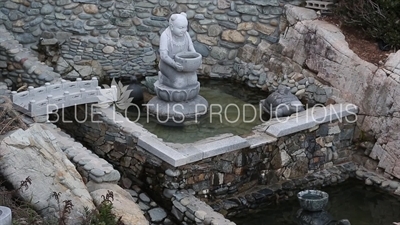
xmin=103 ymin=103 xmax=357 ymax=167
xmin=265 ymin=103 xmax=358 ymax=137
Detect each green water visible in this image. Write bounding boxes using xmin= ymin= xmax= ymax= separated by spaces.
xmin=127 ymin=80 xmax=269 ymax=143
xmin=232 ymin=179 xmax=400 ymax=225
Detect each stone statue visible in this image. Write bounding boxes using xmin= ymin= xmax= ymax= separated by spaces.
xmin=147 ymin=13 xmax=208 ymax=124
xmin=159 ymin=12 xmax=197 ymax=89
xmin=261 ymin=85 xmax=305 ymax=118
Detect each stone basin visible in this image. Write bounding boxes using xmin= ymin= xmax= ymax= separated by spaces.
xmin=297 ymin=190 xmax=329 ymax=212
xmin=175 ymin=52 xmax=202 ymax=72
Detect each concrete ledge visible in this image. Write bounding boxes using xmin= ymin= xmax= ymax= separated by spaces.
xmin=266 ymin=103 xmax=358 ymax=137
xmin=138 ymin=135 xmax=188 ymax=167
xmin=179 ymin=146 xmax=204 ymax=164
xmin=105 ymin=103 xmax=357 ymax=167
xmin=246 ymin=134 xmax=277 ymax=149
xmin=194 ymin=135 xmax=250 ymax=158
xmin=138 ymin=135 xmax=250 ymax=166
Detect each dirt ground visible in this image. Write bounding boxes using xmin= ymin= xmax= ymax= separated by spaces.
xmin=319 ymin=15 xmax=392 ymax=66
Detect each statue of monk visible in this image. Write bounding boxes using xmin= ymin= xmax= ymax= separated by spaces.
xmin=159 ymin=13 xmax=198 ymax=89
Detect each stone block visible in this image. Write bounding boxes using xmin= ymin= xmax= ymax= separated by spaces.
xmin=246 ymin=134 xmax=277 ymax=148
xmin=266 ymin=103 xmax=358 ymax=137
xmin=138 ymin=135 xmax=187 ymax=166
xmin=179 ymin=146 xmax=204 ymax=164
xmin=195 ymin=135 xmax=250 ymax=158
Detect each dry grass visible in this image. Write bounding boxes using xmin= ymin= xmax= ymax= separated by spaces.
xmin=0 ymin=177 xmax=47 ymax=225
xmin=0 ymin=95 xmax=28 ymax=135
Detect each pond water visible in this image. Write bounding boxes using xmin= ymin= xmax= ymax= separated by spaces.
xmin=127 ymin=80 xmax=269 ymax=143
xmin=231 ymin=179 xmax=400 ymax=225
xmin=301 ymin=193 xmax=324 ymax=200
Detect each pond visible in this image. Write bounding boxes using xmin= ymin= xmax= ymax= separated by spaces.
xmin=231 ymin=179 xmax=400 ymax=225
xmin=127 ymin=80 xmax=269 ymax=143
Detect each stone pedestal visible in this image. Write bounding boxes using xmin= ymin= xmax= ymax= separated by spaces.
xmin=154 ymin=80 xmax=200 ymax=102
xmin=147 ymin=95 xmax=208 ymax=125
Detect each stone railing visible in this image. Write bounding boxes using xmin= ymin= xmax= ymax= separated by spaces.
xmin=11 ymin=77 xmax=101 ymax=117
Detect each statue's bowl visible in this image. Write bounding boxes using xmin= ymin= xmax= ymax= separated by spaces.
xmin=297 ymin=190 xmax=329 ymax=212
xmin=175 ymin=52 xmax=202 ymax=72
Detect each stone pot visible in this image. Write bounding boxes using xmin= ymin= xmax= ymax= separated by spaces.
xmin=0 ymin=206 xmax=12 ymax=225
xmin=175 ymin=52 xmax=202 ymax=72
xmin=297 ymin=190 xmax=329 ymax=212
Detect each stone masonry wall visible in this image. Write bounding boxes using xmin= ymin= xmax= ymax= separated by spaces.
xmin=56 ymin=106 xmax=356 ymax=223
xmin=0 ymin=0 xmax=299 ymax=83
xmin=0 ymin=25 xmax=60 ymax=89
xmin=0 ymin=0 xmax=335 ymax=108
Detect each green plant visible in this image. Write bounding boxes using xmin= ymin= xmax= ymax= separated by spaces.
xmin=82 ymin=190 xmax=123 ymax=225
xmin=334 ymin=0 xmax=400 ymax=49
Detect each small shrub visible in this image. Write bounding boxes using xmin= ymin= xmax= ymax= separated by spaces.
xmin=334 ymin=0 xmax=400 ymax=49
xmin=82 ymin=190 xmax=123 ymax=225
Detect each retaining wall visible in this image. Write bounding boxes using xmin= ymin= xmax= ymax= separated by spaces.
xmin=56 ymin=103 xmax=357 ymax=223
xmin=0 ymin=0 xmax=336 ymax=108
xmin=0 ymin=26 xmax=60 ymax=88
xmin=0 ymin=0 xmax=299 ymax=85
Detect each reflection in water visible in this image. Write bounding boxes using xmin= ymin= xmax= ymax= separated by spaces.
xmin=232 ymin=179 xmax=400 ymax=225
xmin=126 ymin=80 xmax=269 ymax=143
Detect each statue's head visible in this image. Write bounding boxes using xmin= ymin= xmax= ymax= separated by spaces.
xmin=169 ymin=13 xmax=188 ymax=37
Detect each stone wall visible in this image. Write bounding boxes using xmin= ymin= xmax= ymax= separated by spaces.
xmin=0 ymin=26 xmax=60 ymax=89
xmin=232 ymin=52 xmax=335 ymax=105
xmin=0 ymin=0 xmax=300 ymax=83
xmin=0 ymin=0 xmax=336 ymax=108
xmin=56 ymin=105 xmax=356 ymax=222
